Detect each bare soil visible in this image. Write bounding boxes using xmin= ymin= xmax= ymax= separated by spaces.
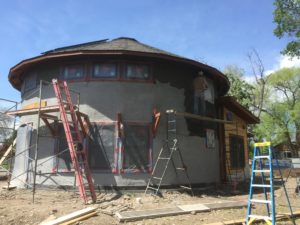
xmin=0 ymin=178 xmax=299 ymax=225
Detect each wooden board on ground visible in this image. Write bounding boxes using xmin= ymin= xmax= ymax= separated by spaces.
xmin=115 ymin=207 xmax=183 ymax=222
xmin=177 ymin=203 xmax=210 ymax=212
xmin=204 ymin=200 xmax=247 ymax=210
xmin=203 ymin=210 xmax=300 ymax=225
xmin=116 ymin=200 xmax=247 ymax=222
xmin=40 ymin=207 xmax=96 ymax=225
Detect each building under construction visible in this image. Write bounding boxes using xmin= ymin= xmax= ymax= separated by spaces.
xmin=3 ymin=37 xmax=259 ymax=191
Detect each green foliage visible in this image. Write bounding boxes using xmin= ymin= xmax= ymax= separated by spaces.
xmin=253 ymin=67 xmax=300 ymax=156
xmin=223 ymin=65 xmax=254 ymax=110
xmin=273 ymin=0 xmax=300 ymax=57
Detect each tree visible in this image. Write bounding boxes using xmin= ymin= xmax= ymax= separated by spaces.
xmin=273 ymin=0 xmax=300 ymax=57
xmin=254 ymin=67 xmax=300 ymax=157
xmin=247 ymin=49 xmax=271 ymax=118
xmin=223 ymin=65 xmax=254 ymax=110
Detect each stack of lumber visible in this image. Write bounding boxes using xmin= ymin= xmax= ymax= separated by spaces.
xmin=40 ymin=207 xmax=97 ymax=225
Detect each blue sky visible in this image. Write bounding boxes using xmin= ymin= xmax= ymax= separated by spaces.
xmin=0 ymin=0 xmax=294 ymax=102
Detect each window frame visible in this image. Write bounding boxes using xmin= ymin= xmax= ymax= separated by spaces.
xmin=88 ymin=121 xmax=118 ymax=173
xmin=89 ymin=61 xmax=120 ymax=81
xmin=229 ymin=134 xmax=245 ymax=169
xmin=120 ymin=121 xmax=153 ymax=174
xmin=121 ymin=62 xmax=153 ymax=82
xmin=60 ymin=63 xmax=87 ymax=81
xmin=21 ymin=71 xmax=38 ymax=96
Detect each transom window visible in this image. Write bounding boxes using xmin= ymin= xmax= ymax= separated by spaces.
xmin=93 ymin=63 xmax=117 ymax=78
xmin=63 ymin=64 xmax=84 ymax=80
xmin=125 ymin=64 xmax=150 ymax=80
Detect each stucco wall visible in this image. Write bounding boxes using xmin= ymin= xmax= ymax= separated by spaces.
xmin=14 ymin=61 xmax=221 ymax=188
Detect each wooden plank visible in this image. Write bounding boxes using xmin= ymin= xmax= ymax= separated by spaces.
xmin=176 ymin=111 xmax=233 ymax=124
xmin=204 ymin=201 xmax=247 ymax=210
xmin=203 ymin=210 xmax=300 ymax=225
xmin=60 ymin=211 xmax=97 ymax=225
xmin=116 ymin=201 xmax=247 ymax=222
xmin=177 ymin=203 xmax=210 ymax=212
xmin=6 ymin=105 xmax=78 ymax=116
xmin=40 ymin=207 xmax=96 ymax=225
xmin=0 ymin=139 xmax=16 ymax=166
xmin=22 ymin=100 xmax=47 ymax=110
xmin=116 ymin=207 xmax=183 ymax=222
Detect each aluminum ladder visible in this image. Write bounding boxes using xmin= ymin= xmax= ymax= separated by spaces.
xmin=145 ymin=109 xmax=193 ymax=196
xmin=246 ymin=142 xmax=295 ymax=225
xmin=52 ymin=79 xmax=96 ymax=204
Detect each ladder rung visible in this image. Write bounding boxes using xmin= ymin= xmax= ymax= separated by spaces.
xmin=252 ymin=184 xmax=271 ymax=188
xmin=250 ymin=199 xmax=272 ymax=204
xmin=168 ymin=129 xmax=176 ymax=132
xmin=255 ymin=156 xmax=269 ymax=159
xmin=168 ymin=120 xmax=176 ymax=123
xmin=248 ymin=215 xmax=272 ymax=220
xmin=152 ymin=177 xmax=162 ymax=180
xmin=158 ymin=157 xmax=171 ymax=160
xmin=179 ymin=185 xmax=192 ymax=190
xmin=147 ymin=186 xmax=158 ymax=191
xmin=176 ymin=167 xmax=186 ymax=170
xmin=253 ymin=170 xmax=270 ymax=173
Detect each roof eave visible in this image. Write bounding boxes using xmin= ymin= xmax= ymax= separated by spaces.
xmin=9 ymin=50 xmax=230 ymax=93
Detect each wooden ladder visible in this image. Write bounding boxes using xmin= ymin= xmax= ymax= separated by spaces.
xmin=52 ymin=79 xmax=96 ymax=204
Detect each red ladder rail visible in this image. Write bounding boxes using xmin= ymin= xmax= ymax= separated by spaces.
xmin=52 ymin=79 xmax=96 ymax=204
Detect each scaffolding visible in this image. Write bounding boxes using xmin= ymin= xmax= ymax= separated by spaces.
xmin=0 ymin=80 xmax=93 ymax=203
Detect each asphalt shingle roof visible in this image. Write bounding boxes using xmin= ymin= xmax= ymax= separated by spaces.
xmin=42 ymin=37 xmax=184 ymax=59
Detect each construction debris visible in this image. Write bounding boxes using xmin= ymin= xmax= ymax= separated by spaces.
xmin=204 ymin=210 xmax=300 ymax=225
xmin=115 ymin=200 xmax=247 ymax=222
xmin=39 ymin=207 xmax=97 ymax=225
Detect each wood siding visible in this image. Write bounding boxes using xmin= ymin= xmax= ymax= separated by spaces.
xmin=223 ymin=107 xmax=248 ymax=181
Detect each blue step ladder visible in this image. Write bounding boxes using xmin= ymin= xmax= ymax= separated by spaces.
xmin=246 ymin=142 xmax=295 ymax=225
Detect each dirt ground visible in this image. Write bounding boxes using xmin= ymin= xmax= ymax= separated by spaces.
xmin=0 ymin=177 xmax=299 ymax=225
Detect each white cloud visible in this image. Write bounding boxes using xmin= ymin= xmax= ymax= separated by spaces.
xmin=266 ymin=55 xmax=300 ymax=75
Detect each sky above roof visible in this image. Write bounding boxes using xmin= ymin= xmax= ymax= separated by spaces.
xmin=0 ymin=0 xmax=299 ymax=102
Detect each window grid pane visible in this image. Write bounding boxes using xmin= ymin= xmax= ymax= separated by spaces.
xmin=63 ymin=64 xmax=84 ymax=79
xmin=125 ymin=64 xmax=150 ymax=80
xmin=93 ymin=63 xmax=117 ymax=78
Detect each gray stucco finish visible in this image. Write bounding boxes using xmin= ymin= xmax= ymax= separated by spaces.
xmin=16 ymin=71 xmax=220 ymax=188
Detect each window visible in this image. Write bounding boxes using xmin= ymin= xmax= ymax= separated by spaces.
xmin=63 ymin=64 xmax=84 ymax=80
xmin=230 ymin=135 xmax=245 ymax=169
xmin=93 ymin=63 xmax=117 ymax=78
xmin=125 ymin=64 xmax=150 ymax=80
xmin=122 ymin=123 xmax=151 ymax=172
xmin=22 ymin=72 xmax=37 ymax=94
xmin=88 ymin=123 xmax=117 ymax=172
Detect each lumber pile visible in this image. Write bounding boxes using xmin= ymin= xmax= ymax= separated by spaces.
xmin=39 ymin=207 xmax=97 ymax=225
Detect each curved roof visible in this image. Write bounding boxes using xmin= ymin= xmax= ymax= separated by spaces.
xmin=8 ymin=37 xmax=230 ymax=94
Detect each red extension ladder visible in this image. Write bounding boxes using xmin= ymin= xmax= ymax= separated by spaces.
xmin=52 ymin=79 xmax=96 ymax=204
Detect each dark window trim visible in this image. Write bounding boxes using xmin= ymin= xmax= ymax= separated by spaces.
xmin=21 ymin=71 xmax=38 ymax=96
xmin=58 ymin=61 xmax=154 ymax=84
xmin=59 ymin=62 xmax=87 ymax=82
xmin=122 ymin=62 xmax=153 ymax=81
xmin=120 ymin=121 xmax=153 ymax=174
xmin=229 ymin=134 xmax=245 ymax=169
xmin=89 ymin=61 xmax=120 ymax=80
xmin=88 ymin=121 xmax=118 ymax=174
